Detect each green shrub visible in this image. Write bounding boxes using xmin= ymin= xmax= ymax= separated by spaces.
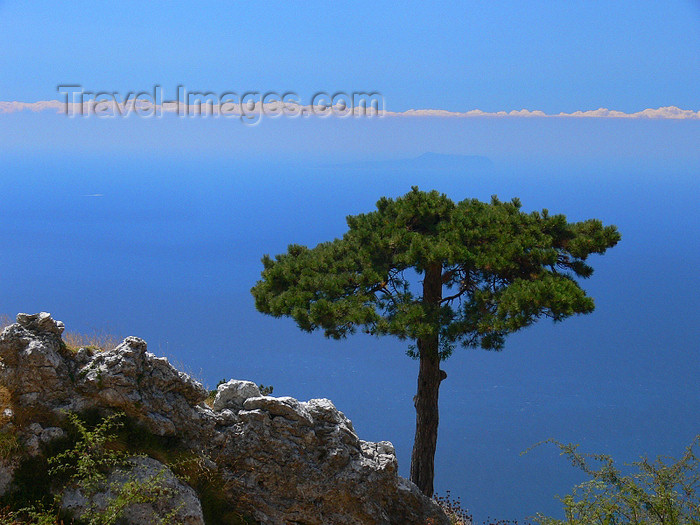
xmin=258 ymin=384 xmax=273 ymax=396
xmin=529 ymin=435 xmax=700 ymax=525
xmin=0 ymin=410 xmax=258 ymax=525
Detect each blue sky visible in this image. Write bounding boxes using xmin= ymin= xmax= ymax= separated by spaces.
xmin=1 ymin=0 xmax=698 ymax=113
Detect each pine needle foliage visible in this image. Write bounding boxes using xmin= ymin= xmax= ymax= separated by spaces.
xmin=252 ymin=187 xmax=620 ymax=358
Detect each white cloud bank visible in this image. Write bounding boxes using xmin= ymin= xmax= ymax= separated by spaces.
xmin=382 ymin=106 xmax=700 ymax=119
xmin=0 ymin=100 xmax=698 ymax=119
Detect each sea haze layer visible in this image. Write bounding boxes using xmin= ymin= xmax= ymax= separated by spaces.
xmin=1 ymin=154 xmax=698 ymax=522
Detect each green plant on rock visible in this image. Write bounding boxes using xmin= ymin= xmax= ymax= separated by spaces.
xmin=53 ymin=412 xmax=188 ymax=525
xmin=2 ymin=411 xmax=188 ymax=525
xmin=258 ymin=384 xmax=273 ymax=396
xmin=108 ymin=413 xmax=256 ymax=525
xmin=49 ymin=412 xmax=126 ymax=496
xmin=207 ymin=378 xmax=229 ymax=401
xmin=529 ymin=435 xmax=700 ymax=525
xmin=84 ymin=468 xmax=182 ymax=525
xmin=0 ymin=505 xmax=62 ymax=525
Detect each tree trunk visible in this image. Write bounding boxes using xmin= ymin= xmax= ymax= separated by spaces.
xmin=410 ymin=262 xmax=446 ymax=497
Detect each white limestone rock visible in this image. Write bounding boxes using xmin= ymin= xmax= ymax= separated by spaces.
xmin=16 ymin=312 xmax=64 ymax=336
xmin=212 ymin=379 xmax=261 ymax=411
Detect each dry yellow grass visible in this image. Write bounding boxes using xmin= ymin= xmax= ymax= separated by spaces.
xmin=0 ymin=384 xmax=11 ymax=427
xmin=62 ymin=329 xmax=122 ymax=352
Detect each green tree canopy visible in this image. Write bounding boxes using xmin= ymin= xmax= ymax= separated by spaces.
xmin=252 ymin=187 xmax=620 ymax=496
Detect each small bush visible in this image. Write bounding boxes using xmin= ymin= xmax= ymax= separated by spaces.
xmin=529 ymin=435 xmax=700 ymax=524
xmin=258 ymin=384 xmax=273 ymax=396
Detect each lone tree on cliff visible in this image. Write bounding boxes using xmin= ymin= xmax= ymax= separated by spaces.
xmin=251 ymin=187 xmax=620 ymax=497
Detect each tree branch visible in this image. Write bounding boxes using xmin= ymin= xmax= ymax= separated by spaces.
xmin=441 ymin=288 xmax=467 ymax=304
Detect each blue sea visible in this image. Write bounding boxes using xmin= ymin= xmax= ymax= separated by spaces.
xmin=1 ymin=154 xmax=698 ymax=522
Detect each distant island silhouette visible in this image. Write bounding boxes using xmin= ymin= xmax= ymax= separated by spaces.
xmin=341 ymin=152 xmax=494 ymax=172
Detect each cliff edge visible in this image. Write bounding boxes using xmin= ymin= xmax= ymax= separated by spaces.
xmin=0 ymin=312 xmax=449 ymax=525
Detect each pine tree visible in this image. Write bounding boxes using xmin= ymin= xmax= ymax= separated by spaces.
xmin=251 ymin=187 xmax=620 ymax=496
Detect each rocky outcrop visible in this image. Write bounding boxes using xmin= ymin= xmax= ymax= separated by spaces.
xmin=0 ymin=313 xmax=449 ymax=525
xmin=75 ymin=336 xmax=209 ymax=437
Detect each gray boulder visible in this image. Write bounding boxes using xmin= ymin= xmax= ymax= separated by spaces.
xmin=0 ymin=314 xmax=76 ymax=417
xmin=213 ymin=379 xmax=261 ymax=411
xmin=16 ymin=312 xmax=65 ymax=336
